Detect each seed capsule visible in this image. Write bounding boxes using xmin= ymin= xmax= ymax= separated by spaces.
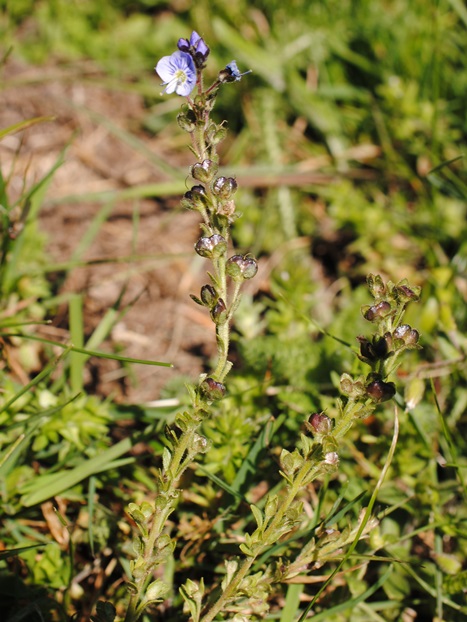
xmin=363 ymin=301 xmax=391 ymax=322
xmin=366 ymin=380 xmax=396 ymax=403
xmin=177 ymin=109 xmax=196 ymax=132
xmin=200 ymin=377 xmax=226 ymax=400
xmin=182 ymin=185 xmax=208 ymax=210
xmin=195 ymin=234 xmax=227 ymax=258
xmin=396 ymin=283 xmax=421 ymax=302
xmin=191 ymin=159 xmax=218 ymax=183
xmin=200 ymin=284 xmax=217 ymax=307
xmin=212 ymin=176 xmax=237 ymax=199
xmin=307 ymin=413 xmax=333 ymax=436
xmin=226 ymin=254 xmax=258 ymax=281
xmin=210 ymin=298 xmax=228 ymax=323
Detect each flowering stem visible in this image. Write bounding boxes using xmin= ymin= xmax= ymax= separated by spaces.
xmin=200 ymin=455 xmax=323 ymax=622
xmin=200 ymin=558 xmax=254 ymax=622
xmin=131 ymin=34 xmax=257 ymax=622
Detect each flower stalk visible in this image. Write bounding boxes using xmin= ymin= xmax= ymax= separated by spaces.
xmin=194 ymin=274 xmax=422 ymax=621
xmin=123 ymin=33 xmax=255 ymax=622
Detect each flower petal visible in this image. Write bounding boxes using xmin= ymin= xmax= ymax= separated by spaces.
xmin=155 ymin=55 xmax=176 ymax=82
xmin=155 ymin=51 xmax=197 ymax=97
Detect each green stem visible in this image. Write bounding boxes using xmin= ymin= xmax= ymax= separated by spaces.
xmin=200 ymin=458 xmax=318 ymax=622
xmin=333 ymin=398 xmax=373 ymax=438
xmin=170 ymin=427 xmax=196 ymax=479
xmin=200 ymin=557 xmax=255 ymax=622
xmin=124 ymin=594 xmax=139 ymax=622
xmin=212 ymin=251 xmax=232 ymax=382
xmin=124 ymin=419 xmax=203 ymax=622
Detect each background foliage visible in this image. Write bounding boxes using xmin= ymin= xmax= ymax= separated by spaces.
xmin=0 ymin=0 xmax=466 ymax=620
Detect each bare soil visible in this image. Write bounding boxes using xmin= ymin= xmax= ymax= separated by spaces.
xmin=1 ymin=57 xmax=220 ymax=403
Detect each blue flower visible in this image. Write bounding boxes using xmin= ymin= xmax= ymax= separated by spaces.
xmin=177 ymin=31 xmax=210 ymax=66
xmin=155 ymin=51 xmax=197 ymax=97
xmin=219 ymin=61 xmax=252 ymax=83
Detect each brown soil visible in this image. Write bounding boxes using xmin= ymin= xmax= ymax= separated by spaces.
xmin=1 ymin=57 xmax=220 ymax=403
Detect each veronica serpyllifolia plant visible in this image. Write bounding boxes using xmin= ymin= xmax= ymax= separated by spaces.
xmin=122 ymin=32 xmax=256 ymax=622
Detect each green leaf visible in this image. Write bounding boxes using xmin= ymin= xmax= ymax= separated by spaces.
xmin=0 ymin=116 xmax=55 ymax=140
xmin=0 ymin=544 xmax=45 ymax=560
xmin=20 ymin=437 xmax=133 ymax=506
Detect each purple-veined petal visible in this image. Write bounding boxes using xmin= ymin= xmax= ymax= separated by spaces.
xmin=155 ymin=51 xmax=197 ymax=97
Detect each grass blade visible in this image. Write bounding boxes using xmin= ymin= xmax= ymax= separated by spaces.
xmin=20 ymin=437 xmax=133 ymax=506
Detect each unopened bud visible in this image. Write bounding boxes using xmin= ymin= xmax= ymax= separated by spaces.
xmin=212 ymin=176 xmax=237 ymax=199
xmin=191 ymin=159 xmax=218 ymax=183
xmin=195 ymin=234 xmax=227 ymax=258
xmin=226 ymin=255 xmax=258 ymax=281
xmin=200 ymin=377 xmax=226 ymax=401
xmin=363 ymin=301 xmax=392 ymax=322
xmin=366 ymin=379 xmax=396 ymax=403
xmin=383 ymin=331 xmax=393 ymax=352
xmin=373 ymin=335 xmax=390 ymax=358
xmin=357 ymin=336 xmax=374 ymax=361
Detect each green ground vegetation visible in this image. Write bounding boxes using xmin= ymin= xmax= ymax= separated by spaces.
xmin=0 ymin=1 xmax=466 ymax=621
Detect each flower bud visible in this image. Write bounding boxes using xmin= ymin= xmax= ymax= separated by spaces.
xmin=226 ymin=255 xmax=258 ymax=281
xmin=212 ymin=176 xmax=237 ymax=199
xmin=200 ymin=284 xmax=217 ymax=307
xmin=366 ymin=379 xmax=396 ymax=403
xmin=195 ymin=234 xmax=227 ymax=258
xmin=177 ymin=32 xmax=210 ymax=66
xmin=307 ymin=412 xmax=333 ymax=436
xmin=218 ymin=61 xmax=251 ymax=83
xmin=200 ymin=377 xmax=226 ymax=401
xmin=393 ymin=324 xmax=420 ymax=346
xmin=191 ymin=159 xmax=218 ymax=183
xmin=363 ymin=301 xmax=392 ymax=322
xmin=217 ymin=199 xmax=236 ymax=219
xmin=210 ymin=298 xmax=228 ymax=323
xmin=177 ymin=109 xmax=196 ymax=133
